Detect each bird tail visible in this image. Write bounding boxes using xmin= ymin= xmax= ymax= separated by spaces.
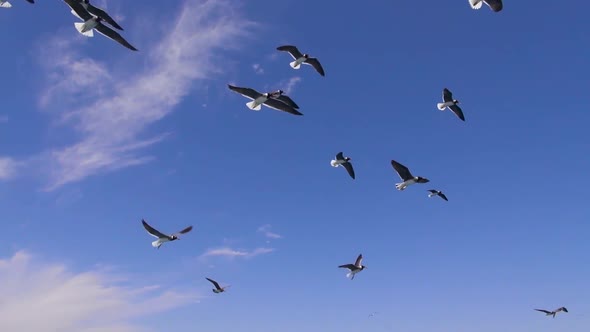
xmin=437 ymin=103 xmax=446 ymax=111
xmin=346 ymin=272 xmax=352 ymax=279
xmin=289 ymin=60 xmax=301 ymax=69
xmin=246 ymin=100 xmax=262 ymax=111
xmin=74 ymin=22 xmax=94 ymax=37
xmin=151 ymin=240 xmax=161 ymax=248
xmin=428 ymin=193 xmax=436 ymax=197
xmin=330 ymin=160 xmax=338 ymax=167
xmin=0 ymin=2 xmax=12 ymax=8
xmin=469 ymin=0 xmax=483 ymax=9
xmin=395 ymin=182 xmax=405 ymax=190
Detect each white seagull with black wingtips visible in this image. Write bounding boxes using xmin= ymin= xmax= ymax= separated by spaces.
xmin=1 ymin=0 xmax=33 ymax=8
xmin=228 ymin=84 xmax=303 ymax=116
xmin=469 ymin=0 xmax=503 ymax=12
xmin=330 ymin=152 xmax=355 ymax=179
xmin=276 ymin=45 xmax=325 ymax=77
xmin=73 ymin=0 xmax=124 ymax=30
xmin=206 ymin=277 xmax=230 ymax=294
xmin=338 ymin=254 xmax=366 ymax=280
xmin=391 ymin=159 xmax=430 ymax=191
xmin=427 ymin=189 xmax=448 ymax=201
xmin=63 ymin=0 xmax=137 ymax=51
xmin=141 ymin=219 xmax=193 ymax=249
xmin=437 ymin=88 xmax=465 ymax=121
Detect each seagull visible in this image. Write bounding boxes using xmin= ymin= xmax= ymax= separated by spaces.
xmin=141 ymin=219 xmax=193 ymax=249
xmin=427 ymin=189 xmax=448 ymax=201
xmin=0 ymin=0 xmax=33 ymax=8
xmin=535 ymin=307 xmax=569 ymax=318
xmin=437 ymin=88 xmax=465 ymax=121
xmin=330 ymin=152 xmax=355 ymax=179
xmin=268 ymin=89 xmax=300 ymax=109
xmin=469 ymin=0 xmax=503 ymax=12
xmin=368 ymin=312 xmax=379 ymax=318
xmin=74 ymin=0 xmax=124 ymax=30
xmin=63 ymin=0 xmax=137 ymax=51
xmin=339 ymin=254 xmax=366 ymax=280
xmin=227 ymin=84 xmax=303 ymax=116
xmin=206 ymin=277 xmax=230 ymax=294
xmin=276 ymin=45 xmax=325 ymax=77
xmin=391 ymin=159 xmax=430 ymax=191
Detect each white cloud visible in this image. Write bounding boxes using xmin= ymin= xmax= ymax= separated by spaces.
xmin=200 ymin=247 xmax=274 ymax=259
xmin=252 ymin=63 xmax=264 ymax=74
xmin=0 ymin=251 xmax=199 ymax=332
xmin=257 ymin=224 xmax=282 ymax=239
xmin=283 ymin=76 xmax=302 ymax=94
xmin=0 ymin=157 xmax=19 ymax=180
xmin=34 ymin=0 xmax=254 ymax=191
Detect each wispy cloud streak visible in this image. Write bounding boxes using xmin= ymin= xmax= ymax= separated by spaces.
xmin=257 ymin=224 xmax=282 ymax=239
xmin=200 ymin=247 xmax=275 ymax=259
xmin=35 ymin=0 xmax=254 ymax=191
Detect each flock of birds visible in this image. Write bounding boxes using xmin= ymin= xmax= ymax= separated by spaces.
xmin=3 ymin=0 xmax=574 ymax=324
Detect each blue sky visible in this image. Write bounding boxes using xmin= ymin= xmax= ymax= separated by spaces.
xmin=1 ymin=0 xmax=589 ymax=331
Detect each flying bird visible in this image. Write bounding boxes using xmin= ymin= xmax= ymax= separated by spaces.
xmin=73 ymin=0 xmax=124 ymax=30
xmin=339 ymin=254 xmax=366 ymax=280
xmin=427 ymin=190 xmax=448 ymax=201
xmin=141 ymin=219 xmax=193 ymax=249
xmin=437 ymin=88 xmax=465 ymax=121
xmin=64 ymin=0 xmax=137 ymax=51
xmin=206 ymin=277 xmax=230 ymax=294
xmin=330 ymin=152 xmax=355 ymax=179
xmin=391 ymin=159 xmax=430 ymax=191
xmin=227 ymin=84 xmax=303 ymax=116
xmin=535 ymin=307 xmax=569 ymax=318
xmin=469 ymin=0 xmax=503 ymax=12
xmin=1 ymin=0 xmax=33 ymax=8
xmin=268 ymin=89 xmax=300 ymax=109
xmin=276 ymin=45 xmax=325 ymax=77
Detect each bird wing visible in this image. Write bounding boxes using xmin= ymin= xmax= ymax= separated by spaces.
xmin=354 ymin=254 xmax=363 ymax=267
xmin=304 ymin=58 xmax=325 ymax=77
xmin=449 ymin=104 xmax=465 ymax=121
xmin=390 ymin=160 xmax=413 ymax=181
xmin=263 ymin=98 xmax=303 ymax=116
xmin=535 ymin=309 xmax=551 ymax=314
xmin=25 ymin=0 xmax=34 ymax=3
xmin=557 ymin=307 xmax=568 ymax=313
xmin=276 ymin=45 xmax=303 ymax=60
xmin=206 ymin=277 xmax=222 ymax=290
xmin=428 ymin=189 xmax=438 ymax=193
xmin=335 ymin=152 xmax=345 ymax=160
xmin=94 ymin=23 xmax=138 ymax=51
xmin=338 ymin=264 xmax=356 ymax=270
xmin=227 ymin=85 xmax=262 ymax=101
xmin=274 ymin=94 xmax=300 ymax=109
xmin=86 ymin=3 xmax=124 ymax=30
xmin=142 ymin=219 xmax=168 ymax=239
xmin=438 ymin=193 xmax=449 ymax=201
xmin=342 ymin=162 xmax=355 ymax=179
xmin=64 ymin=0 xmax=94 ymax=21
xmin=173 ymin=225 xmax=193 ymax=237
xmin=485 ymin=0 xmax=503 ymax=12
xmin=442 ymin=88 xmax=453 ymax=102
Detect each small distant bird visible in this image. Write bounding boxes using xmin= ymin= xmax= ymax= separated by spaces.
xmin=330 ymin=152 xmax=355 ymax=179
xmin=437 ymin=88 xmax=465 ymax=121
xmin=427 ymin=189 xmax=448 ymax=201
xmin=469 ymin=0 xmax=503 ymax=12
xmin=74 ymin=0 xmax=124 ymax=30
xmin=535 ymin=307 xmax=569 ymax=318
xmin=390 ymin=159 xmax=430 ymax=191
xmin=227 ymin=84 xmax=302 ymax=116
xmin=339 ymin=254 xmax=366 ymax=280
xmin=276 ymin=45 xmax=325 ymax=77
xmin=0 ymin=0 xmax=32 ymax=8
xmin=268 ymin=89 xmax=300 ymax=109
xmin=64 ymin=0 xmax=137 ymax=51
xmin=368 ymin=311 xmax=379 ymax=318
xmin=206 ymin=277 xmax=230 ymax=294
xmin=141 ymin=219 xmax=193 ymax=249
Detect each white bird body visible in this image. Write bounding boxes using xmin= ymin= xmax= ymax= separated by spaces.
xmin=74 ymin=17 xmax=98 ymax=37
xmin=396 ymin=178 xmax=417 ymax=191
xmin=469 ymin=0 xmax=483 ymax=9
xmin=245 ymin=95 xmax=269 ymax=111
xmin=331 ymin=159 xmax=344 ymax=167
xmin=437 ymin=101 xmax=455 ymax=110
xmin=290 ymin=56 xmax=306 ymax=69
xmin=151 ymin=237 xmax=171 ymax=249
xmin=428 ymin=191 xmax=437 ymax=197
xmin=0 ymin=1 xmax=12 ymax=8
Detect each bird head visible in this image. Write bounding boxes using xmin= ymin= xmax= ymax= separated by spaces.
xmin=454 ymin=99 xmax=460 ymax=104
xmin=303 ymin=54 xmax=309 ymax=58
xmin=345 ymin=157 xmax=351 ymax=161
xmin=170 ymin=235 xmax=178 ymax=240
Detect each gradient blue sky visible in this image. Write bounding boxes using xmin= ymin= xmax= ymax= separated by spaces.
xmin=1 ymin=0 xmax=589 ymax=331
